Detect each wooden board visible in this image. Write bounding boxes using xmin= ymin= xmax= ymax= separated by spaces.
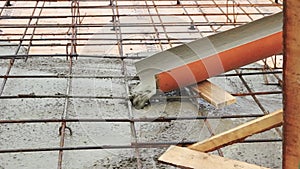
xmin=188 ymin=109 xmax=283 ymax=152
xmin=283 ymin=0 xmax=300 ymax=167
xmin=193 ymin=80 xmax=236 ymax=108
xmin=159 ymin=145 xmax=270 ymax=169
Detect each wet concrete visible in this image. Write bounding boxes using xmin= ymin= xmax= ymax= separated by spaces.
xmin=0 ymin=56 xmax=282 ymax=168
xmin=0 ymin=3 xmax=283 ymax=168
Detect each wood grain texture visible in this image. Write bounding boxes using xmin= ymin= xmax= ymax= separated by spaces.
xmin=188 ymin=109 xmax=283 ymax=152
xmin=193 ymin=80 xmax=236 ymax=108
xmin=283 ymin=0 xmax=300 ymax=168
xmin=159 ymin=145 xmax=270 ymax=169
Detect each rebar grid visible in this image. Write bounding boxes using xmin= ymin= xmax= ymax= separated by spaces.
xmin=0 ymin=0 xmax=283 ymax=168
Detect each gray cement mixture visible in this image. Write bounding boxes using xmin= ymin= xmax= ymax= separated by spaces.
xmin=0 ymin=54 xmax=282 ymax=168
xmin=0 ymin=7 xmax=283 ymax=168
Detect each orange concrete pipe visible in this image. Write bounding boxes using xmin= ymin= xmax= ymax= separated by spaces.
xmin=132 ymin=12 xmax=283 ymax=109
xmin=156 ymin=32 xmax=282 ymax=92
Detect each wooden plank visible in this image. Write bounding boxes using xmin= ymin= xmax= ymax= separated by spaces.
xmin=159 ymin=145 xmax=270 ymax=169
xmin=283 ymin=0 xmax=300 ymax=168
xmin=188 ymin=109 xmax=283 ymax=152
xmin=193 ymin=80 xmax=236 ymax=108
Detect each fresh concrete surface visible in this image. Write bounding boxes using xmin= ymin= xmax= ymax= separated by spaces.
xmin=0 ymin=1 xmax=283 ymax=168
